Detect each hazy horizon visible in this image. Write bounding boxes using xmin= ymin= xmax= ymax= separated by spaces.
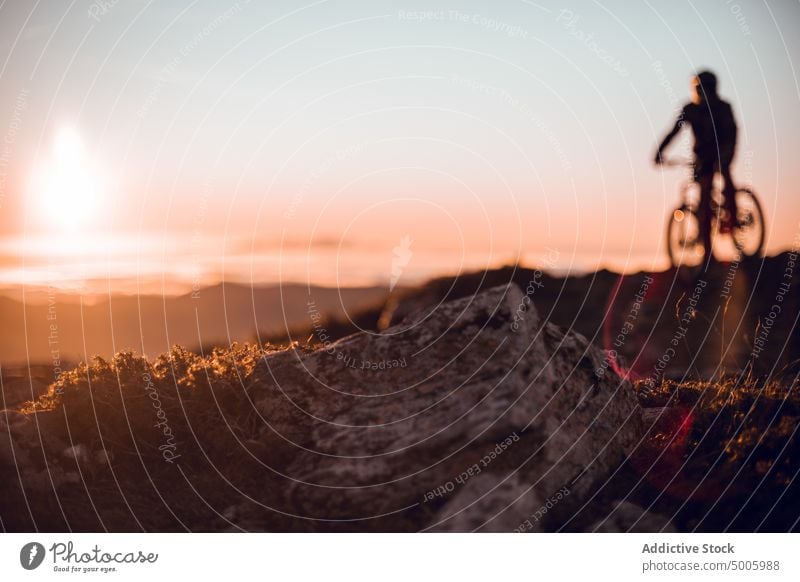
xmin=0 ymin=229 xmax=666 ymax=297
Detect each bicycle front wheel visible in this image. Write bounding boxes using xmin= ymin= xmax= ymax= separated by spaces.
xmin=733 ymin=188 xmax=766 ymax=258
xmin=667 ymin=205 xmax=705 ymax=268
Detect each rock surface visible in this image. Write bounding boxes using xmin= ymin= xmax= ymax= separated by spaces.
xmin=247 ymin=283 xmax=643 ymax=531
xmin=591 ymin=501 xmax=676 ymax=533
xmin=0 ymin=283 xmax=644 ymax=531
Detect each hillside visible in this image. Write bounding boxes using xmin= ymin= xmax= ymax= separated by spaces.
xmin=277 ymin=252 xmax=800 ymax=383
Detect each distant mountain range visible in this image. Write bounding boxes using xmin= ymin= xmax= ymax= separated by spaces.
xmin=0 ymin=283 xmax=389 ymax=364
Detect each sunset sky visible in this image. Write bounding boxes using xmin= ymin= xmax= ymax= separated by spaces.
xmin=1 ymin=0 xmax=798 ymax=293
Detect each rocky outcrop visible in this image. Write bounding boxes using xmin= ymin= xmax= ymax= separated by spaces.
xmin=0 ymin=283 xmax=644 ymax=531
xmin=247 ymin=283 xmax=643 ymax=531
xmin=591 ymin=501 xmax=676 ymax=533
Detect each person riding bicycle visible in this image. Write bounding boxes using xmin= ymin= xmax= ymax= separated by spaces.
xmin=654 ymin=70 xmax=739 ymax=260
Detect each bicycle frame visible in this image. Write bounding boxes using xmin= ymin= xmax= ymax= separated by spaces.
xmin=677 ymin=180 xmax=728 ymax=216
xmin=662 ymin=158 xmax=728 ymax=213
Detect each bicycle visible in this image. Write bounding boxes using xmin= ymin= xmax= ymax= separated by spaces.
xmin=660 ymin=159 xmax=766 ymax=268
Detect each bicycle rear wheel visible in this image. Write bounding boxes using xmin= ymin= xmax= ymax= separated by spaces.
xmin=667 ymin=205 xmax=705 ymax=268
xmin=732 ymin=188 xmax=765 ymax=257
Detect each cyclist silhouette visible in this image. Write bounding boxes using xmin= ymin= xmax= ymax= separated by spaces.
xmin=654 ymin=70 xmax=738 ymax=262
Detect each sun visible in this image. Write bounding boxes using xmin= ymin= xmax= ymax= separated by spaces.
xmin=37 ymin=127 xmax=101 ymax=231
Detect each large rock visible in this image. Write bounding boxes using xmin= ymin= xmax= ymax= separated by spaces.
xmin=247 ymin=283 xmax=643 ymax=531
xmin=0 ymin=410 xmax=80 ymax=493
xmin=591 ymin=501 xmax=676 ymax=533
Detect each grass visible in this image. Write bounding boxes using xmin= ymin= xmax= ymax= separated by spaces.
xmin=610 ymin=376 xmax=800 ymax=531
xmin=636 ymin=376 xmax=799 ymax=486
xmin=3 ymin=343 xmax=297 ymax=531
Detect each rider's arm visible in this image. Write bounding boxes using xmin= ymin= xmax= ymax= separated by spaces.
xmin=654 ymin=108 xmax=686 ymax=163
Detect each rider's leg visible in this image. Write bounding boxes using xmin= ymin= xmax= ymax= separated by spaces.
xmin=720 ymin=163 xmax=738 ymax=226
xmin=697 ymin=173 xmax=714 ymax=265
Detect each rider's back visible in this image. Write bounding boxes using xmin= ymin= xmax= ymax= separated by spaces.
xmin=679 ymin=98 xmax=737 ymax=161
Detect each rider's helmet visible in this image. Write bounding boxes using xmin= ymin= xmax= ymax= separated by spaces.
xmin=691 ymin=70 xmax=718 ymax=104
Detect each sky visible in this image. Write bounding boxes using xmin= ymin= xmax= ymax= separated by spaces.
xmin=0 ymin=0 xmax=798 ymax=293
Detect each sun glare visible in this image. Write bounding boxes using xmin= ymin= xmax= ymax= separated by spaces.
xmin=37 ymin=127 xmax=101 ymax=231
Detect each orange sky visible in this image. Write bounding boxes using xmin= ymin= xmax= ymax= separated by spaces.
xmin=1 ymin=1 xmax=798 ymax=293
